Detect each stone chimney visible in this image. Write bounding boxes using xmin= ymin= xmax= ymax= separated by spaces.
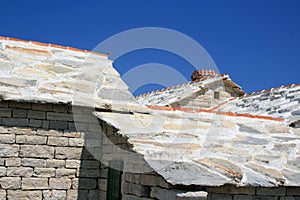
xmin=191 ymin=69 xmax=218 ymax=82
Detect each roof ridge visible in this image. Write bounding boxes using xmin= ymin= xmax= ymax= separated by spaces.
xmin=135 ymin=75 xmax=225 ymax=99
xmin=241 ymin=83 xmax=300 ymax=98
xmin=135 ymin=81 xmax=193 ymax=99
xmin=0 ymin=35 xmax=108 ymax=58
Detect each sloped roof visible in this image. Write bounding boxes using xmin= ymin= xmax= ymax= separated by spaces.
xmin=136 ymin=74 xmax=245 ymax=106
xmin=217 ymin=84 xmax=300 ymax=124
xmin=96 ymin=107 xmax=300 ymax=187
xmin=0 ymin=36 xmax=142 ymax=112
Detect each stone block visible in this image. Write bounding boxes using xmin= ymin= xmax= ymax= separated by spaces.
xmin=47 ymin=112 xmax=73 ymax=121
xmin=69 ymin=137 xmax=84 ymax=147
xmin=287 ymin=187 xmax=300 ymax=195
xmin=256 ymin=187 xmax=286 ymax=196
xmin=49 ymin=177 xmax=71 ymax=189
xmin=28 ymin=110 xmax=46 ymax=119
xmin=55 ymin=147 xmax=82 ymax=159
xmin=66 ymin=190 xmax=88 ymax=200
xmin=0 ymin=101 xmax=8 ymax=108
xmin=233 ymin=195 xmax=255 ymax=200
xmin=5 ymin=158 xmax=21 ymax=166
xmin=43 ymin=190 xmax=66 ymax=200
xmin=140 ymin=174 xmax=158 ymax=186
xmin=22 ymin=158 xmax=46 ymax=167
xmin=0 ymin=167 xmax=6 ymax=176
xmin=208 ymin=194 xmax=233 ymax=200
xmin=126 ymin=182 xmax=150 ymax=197
xmin=71 ymin=178 xmax=97 ymax=189
xmin=33 ymin=168 xmax=56 ymax=177
xmin=22 ymin=178 xmax=49 ymax=190
xmin=0 ymin=108 xmax=12 ymax=117
xmin=12 ymin=108 xmax=28 ymax=118
xmin=42 ymin=120 xmax=50 ymax=129
xmin=9 ymin=102 xmax=31 ymax=109
xmin=0 ymin=133 xmax=15 ymax=143
xmin=37 ymin=129 xmax=62 ymax=136
xmin=0 ymin=158 xmax=4 ymax=166
xmin=7 ymin=190 xmax=42 ymax=200
xmin=2 ymin=118 xmax=28 ymax=127
xmin=81 ymin=160 xmax=100 ymax=169
xmin=32 ymin=103 xmax=52 ymax=111
xmin=88 ymin=190 xmax=100 ymax=199
xmin=98 ymin=178 xmax=107 ymax=191
xmin=53 ymin=104 xmax=68 ymax=113
xmin=20 ymin=145 xmax=54 ymax=158
xmin=46 ymin=159 xmax=65 ymax=168
xmin=207 ymin=185 xmax=255 ymax=195
xmin=16 ymin=135 xmax=47 ymax=144
xmin=6 ymin=167 xmax=33 ymax=177
xmin=0 ymin=190 xmax=5 ymax=200
xmin=63 ymin=131 xmax=81 ymax=138
xmin=0 ymin=144 xmax=19 ymax=157
xmin=29 ymin=119 xmax=43 ymax=127
xmin=49 ymin=121 xmax=68 ymax=130
xmin=77 ymin=169 xmax=101 ymax=178
xmin=65 ymin=160 xmax=80 ymax=169
xmin=56 ymin=168 xmax=76 ymax=178
xmin=0 ymin=177 xmax=21 ymax=189
xmin=48 ymin=136 xmax=69 ymax=146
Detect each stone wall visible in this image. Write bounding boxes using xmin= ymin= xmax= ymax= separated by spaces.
xmin=0 ymin=100 xmax=103 ymax=200
xmin=207 ymin=185 xmax=300 ymax=200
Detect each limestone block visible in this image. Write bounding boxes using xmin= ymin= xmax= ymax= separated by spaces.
xmin=49 ymin=121 xmax=68 ymax=130
xmin=37 ymin=129 xmax=62 ymax=137
xmin=43 ymin=190 xmax=67 ymax=200
xmin=6 ymin=167 xmax=33 ymax=177
xmin=22 ymin=158 xmax=46 ymax=168
xmin=0 ymin=167 xmax=6 ymax=176
xmin=256 ymin=187 xmax=286 ymax=196
xmin=0 ymin=108 xmax=12 ymax=117
xmin=5 ymin=158 xmax=21 ymax=166
xmin=69 ymin=138 xmax=84 ymax=147
xmin=33 ymin=168 xmax=56 ymax=177
xmin=0 ymin=190 xmax=5 ymax=200
xmin=65 ymin=160 xmax=80 ymax=169
xmin=0 ymin=144 xmax=19 ymax=157
xmin=2 ymin=118 xmax=28 ymax=127
xmin=48 ymin=136 xmax=69 ymax=146
xmin=12 ymin=108 xmax=28 ymax=118
xmin=55 ymin=147 xmax=82 ymax=159
xmin=22 ymin=178 xmax=49 ymax=189
xmin=7 ymin=190 xmax=42 ymax=200
xmin=29 ymin=119 xmax=43 ymax=128
xmin=56 ymin=168 xmax=76 ymax=178
xmin=16 ymin=135 xmax=47 ymax=144
xmin=47 ymin=112 xmax=73 ymax=121
xmin=46 ymin=159 xmax=65 ymax=168
xmin=20 ymin=145 xmax=54 ymax=158
xmin=0 ymin=133 xmax=15 ymax=143
xmin=9 ymin=102 xmax=31 ymax=109
xmin=0 ymin=177 xmax=21 ymax=189
xmin=66 ymin=190 xmax=88 ymax=200
xmin=49 ymin=177 xmax=72 ymax=189
xmin=71 ymin=178 xmax=97 ymax=189
xmin=32 ymin=103 xmax=53 ymax=111
xmin=98 ymin=179 xmax=107 ymax=191
xmin=53 ymin=104 xmax=68 ymax=113
xmin=28 ymin=110 xmax=46 ymax=120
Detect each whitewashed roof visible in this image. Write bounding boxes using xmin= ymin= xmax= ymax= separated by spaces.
xmin=0 ymin=36 xmax=142 ymax=112
xmin=136 ymin=75 xmax=245 ymax=106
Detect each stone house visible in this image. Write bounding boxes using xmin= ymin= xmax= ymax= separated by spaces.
xmin=0 ymin=36 xmax=299 ymax=200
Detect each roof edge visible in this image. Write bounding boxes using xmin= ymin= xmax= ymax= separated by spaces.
xmin=0 ymin=35 xmax=109 ymax=58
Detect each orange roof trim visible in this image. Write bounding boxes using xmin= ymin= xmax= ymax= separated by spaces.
xmin=147 ymin=105 xmax=284 ymax=122
xmin=0 ymin=36 xmax=108 ymax=58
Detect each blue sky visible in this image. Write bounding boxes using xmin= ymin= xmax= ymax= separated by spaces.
xmin=1 ymin=0 xmax=299 ymax=95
